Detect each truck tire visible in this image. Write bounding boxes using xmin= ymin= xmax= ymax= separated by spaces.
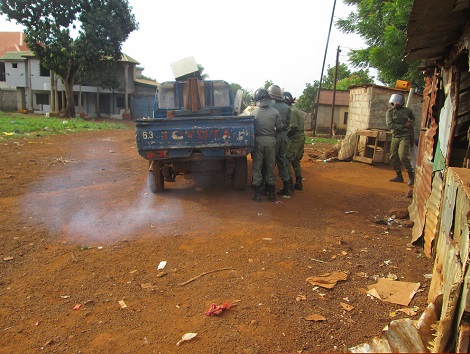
xmin=148 ymin=161 xmax=164 ymax=193
xmin=232 ymin=156 xmax=248 ymax=191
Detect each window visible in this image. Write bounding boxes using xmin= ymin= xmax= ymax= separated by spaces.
xmin=0 ymin=63 xmax=5 ymax=81
xmin=36 ymin=93 xmax=49 ymax=105
xmin=116 ymin=96 xmax=125 ymax=108
xmin=39 ymin=63 xmax=50 ymax=77
xmin=12 ymin=63 xmax=18 ymax=69
xmin=343 ymin=112 xmax=348 ymax=125
xmin=116 ymin=96 xmax=130 ymax=108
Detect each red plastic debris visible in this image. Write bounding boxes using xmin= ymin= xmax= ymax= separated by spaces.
xmin=73 ymin=304 xmax=82 ymax=310
xmin=205 ymin=301 xmax=236 ymax=316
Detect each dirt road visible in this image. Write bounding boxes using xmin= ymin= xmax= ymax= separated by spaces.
xmin=0 ymin=127 xmax=432 ymax=353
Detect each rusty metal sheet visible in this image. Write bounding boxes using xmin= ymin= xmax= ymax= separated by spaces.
xmin=405 ymin=0 xmax=470 ymax=61
xmin=456 ymin=324 xmax=470 ymax=353
xmin=410 ymin=77 xmax=440 ymax=245
xmin=429 ymin=237 xmax=462 ymax=352
xmin=451 ymin=167 xmax=470 ymax=266
xmin=449 ymin=168 xmax=470 ymax=326
xmin=426 ymin=168 xmax=470 ymax=352
xmin=423 ymin=171 xmax=444 ymax=256
xmin=348 ymin=297 xmax=441 ymax=353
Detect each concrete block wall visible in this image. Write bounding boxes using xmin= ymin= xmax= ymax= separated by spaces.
xmin=347 ymin=85 xmax=423 ymax=135
xmin=0 ymin=88 xmax=17 ymax=110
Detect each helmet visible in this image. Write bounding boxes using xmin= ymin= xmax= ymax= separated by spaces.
xmin=389 ymin=94 xmax=405 ymax=106
xmin=254 ymin=88 xmax=270 ymax=103
xmin=282 ymin=91 xmax=295 ymax=105
xmin=267 ymin=84 xmax=283 ymax=100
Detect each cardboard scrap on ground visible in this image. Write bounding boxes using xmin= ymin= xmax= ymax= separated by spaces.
xmin=306 ymin=271 xmax=348 ymax=289
xmin=366 ymin=278 xmax=420 ymax=306
xmin=304 ymin=314 xmax=326 ymax=322
xmin=390 ymin=306 xmax=419 ymax=317
xmin=340 ymin=302 xmax=355 ymax=311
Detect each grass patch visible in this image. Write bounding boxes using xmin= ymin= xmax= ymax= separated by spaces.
xmin=0 ymin=112 xmax=129 ymax=140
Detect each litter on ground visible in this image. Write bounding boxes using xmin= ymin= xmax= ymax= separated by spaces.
xmin=306 ymin=271 xmax=348 ymax=289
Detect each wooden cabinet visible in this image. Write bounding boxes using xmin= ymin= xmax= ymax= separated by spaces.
xmin=353 ymin=129 xmax=392 ymax=164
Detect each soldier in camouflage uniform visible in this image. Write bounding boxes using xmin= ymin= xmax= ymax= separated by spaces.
xmin=268 ymin=84 xmax=292 ymax=196
xmin=386 ymin=93 xmax=416 ymax=186
xmin=283 ymin=92 xmax=304 ymax=191
xmin=251 ymin=88 xmax=284 ymax=202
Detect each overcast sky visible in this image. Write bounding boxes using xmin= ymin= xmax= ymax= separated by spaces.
xmin=0 ymin=0 xmax=371 ymax=98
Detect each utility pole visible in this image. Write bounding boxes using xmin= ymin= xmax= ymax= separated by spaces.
xmin=312 ymin=0 xmax=337 ymax=137
xmin=330 ymin=46 xmax=341 ymax=138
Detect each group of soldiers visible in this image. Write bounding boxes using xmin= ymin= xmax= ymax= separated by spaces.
xmin=250 ymin=85 xmax=305 ymax=202
xmin=248 ymin=87 xmax=417 ymax=203
xmin=248 ymin=87 xmax=416 ymax=202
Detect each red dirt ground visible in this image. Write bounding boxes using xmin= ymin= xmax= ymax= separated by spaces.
xmin=0 ymin=126 xmax=433 ymax=353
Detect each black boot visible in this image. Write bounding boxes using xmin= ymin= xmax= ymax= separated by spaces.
xmin=268 ymin=184 xmax=276 ymax=202
xmin=407 ymin=171 xmax=415 ymax=186
xmin=252 ymin=185 xmax=262 ymax=203
xmin=295 ymin=176 xmax=303 ymax=190
xmin=277 ymin=180 xmax=290 ymax=196
xmin=389 ymin=171 xmax=404 ymax=183
xmin=289 ymin=178 xmax=295 ymax=192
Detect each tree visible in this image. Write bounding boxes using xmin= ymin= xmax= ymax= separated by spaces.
xmin=322 ymin=63 xmax=375 ymax=90
xmin=230 ymin=83 xmax=253 ymax=108
xmin=321 ymin=63 xmax=352 ymax=89
xmin=0 ymin=0 xmax=138 ymax=117
xmin=336 ymin=69 xmax=374 ymax=90
xmin=263 ymin=80 xmax=274 ymax=90
xmin=336 ymin=0 xmax=423 ymax=89
xmin=296 ymin=81 xmax=320 ymax=113
xmin=197 ymin=64 xmax=209 ymax=80
xmin=296 ymin=63 xmax=374 ymax=113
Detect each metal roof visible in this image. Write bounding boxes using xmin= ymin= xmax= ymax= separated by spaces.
xmin=0 ymin=50 xmax=33 ymax=61
xmin=405 ymin=0 xmax=470 ymax=61
xmin=0 ymin=32 xmax=28 ymax=57
xmin=317 ymin=89 xmax=350 ymax=106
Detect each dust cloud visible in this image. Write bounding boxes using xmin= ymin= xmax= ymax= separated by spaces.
xmin=21 ymin=164 xmax=184 ymax=244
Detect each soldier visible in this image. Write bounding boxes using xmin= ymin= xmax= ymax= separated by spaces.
xmin=283 ymin=92 xmax=305 ymax=191
xmin=268 ymin=84 xmax=292 ymax=196
xmin=251 ymin=88 xmax=284 ymax=202
xmin=386 ymin=93 xmax=415 ymax=186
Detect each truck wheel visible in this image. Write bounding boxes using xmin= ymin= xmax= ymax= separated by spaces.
xmin=149 ymin=161 xmax=164 ymax=193
xmin=232 ymin=156 xmax=248 ymax=191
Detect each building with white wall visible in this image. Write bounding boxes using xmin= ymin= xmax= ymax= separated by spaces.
xmin=0 ymin=32 xmax=158 ymax=118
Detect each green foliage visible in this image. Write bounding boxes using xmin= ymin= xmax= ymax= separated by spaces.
xmin=140 ymin=75 xmax=157 ymax=82
xmin=296 ymin=82 xmax=320 ymax=113
xmin=197 ymin=64 xmax=209 ymax=80
xmin=321 ymin=63 xmax=374 ymax=90
xmin=77 ymin=58 xmax=120 ymax=90
xmin=0 ymin=0 xmax=139 ymax=117
xmin=230 ymin=83 xmax=253 ymax=107
xmin=263 ymin=80 xmax=274 ymax=90
xmin=297 ymin=60 xmax=374 ymax=113
xmin=336 ymin=69 xmax=374 ymax=90
xmin=336 ymin=0 xmax=424 ymax=89
xmin=0 ymin=112 xmax=127 ymax=140
xmin=321 ymin=63 xmax=352 ymax=88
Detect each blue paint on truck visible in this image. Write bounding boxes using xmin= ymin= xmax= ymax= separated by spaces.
xmin=135 ymin=78 xmax=254 ymax=192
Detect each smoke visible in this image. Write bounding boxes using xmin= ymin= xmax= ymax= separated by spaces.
xmin=21 ymin=154 xmax=184 ymax=244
